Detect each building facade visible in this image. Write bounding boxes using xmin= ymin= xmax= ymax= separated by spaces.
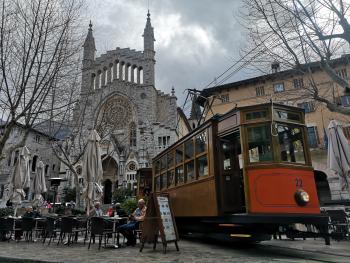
xmin=199 ymin=56 xmax=350 ymax=203
xmin=73 ymin=12 xmax=178 ymax=204
xmin=0 ymin=124 xmax=61 ymax=206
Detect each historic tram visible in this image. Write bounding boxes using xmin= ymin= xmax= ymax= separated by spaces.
xmin=152 ymin=102 xmax=329 ymax=243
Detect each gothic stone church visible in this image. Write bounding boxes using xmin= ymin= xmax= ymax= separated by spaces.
xmin=74 ymin=12 xmax=178 ymax=204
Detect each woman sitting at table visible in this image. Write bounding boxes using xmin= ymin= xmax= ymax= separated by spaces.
xmin=117 ymin=199 xmax=146 ymax=246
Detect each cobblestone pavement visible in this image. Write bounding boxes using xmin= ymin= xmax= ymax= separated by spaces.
xmin=0 ymin=238 xmax=349 ymax=263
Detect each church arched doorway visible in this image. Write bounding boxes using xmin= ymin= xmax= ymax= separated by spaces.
xmin=314 ymin=170 xmax=332 ymax=205
xmin=103 ymin=179 xmax=112 ymax=204
xmin=102 ymin=156 xmax=118 ymax=204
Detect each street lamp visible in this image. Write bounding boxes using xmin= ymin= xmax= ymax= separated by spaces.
xmin=48 ymin=177 xmax=67 ymax=213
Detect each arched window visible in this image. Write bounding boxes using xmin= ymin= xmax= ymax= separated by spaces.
xmin=115 ymin=60 xmax=120 ymax=80
xmin=104 ymin=67 xmax=108 ymax=86
xmin=110 ymin=63 xmax=114 ymax=82
xmin=129 ymin=122 xmax=137 ymax=147
xmin=133 ymin=66 xmax=138 ymax=83
xmin=122 ymin=63 xmax=126 ymax=80
xmin=127 ymin=64 xmax=131 ymax=82
xmin=91 ymin=73 xmax=96 ymax=90
xmin=139 ymin=67 xmax=144 ymax=84
xmin=97 ymin=70 xmax=102 ymax=89
xmin=32 ymin=155 xmax=38 ymax=172
xmin=45 ymin=165 xmax=49 ymax=176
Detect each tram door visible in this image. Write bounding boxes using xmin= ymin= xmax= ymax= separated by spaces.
xmin=219 ymin=132 xmax=244 ymax=213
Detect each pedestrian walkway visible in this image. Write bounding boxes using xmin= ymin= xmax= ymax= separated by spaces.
xmin=0 ymin=238 xmax=349 ymax=263
xmin=262 ymin=238 xmax=350 ymax=257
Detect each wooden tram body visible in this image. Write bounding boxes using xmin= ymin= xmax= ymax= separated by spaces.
xmin=151 ymin=103 xmax=329 ymax=242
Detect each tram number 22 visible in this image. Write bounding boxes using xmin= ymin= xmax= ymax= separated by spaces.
xmin=295 ymin=178 xmax=303 ymax=188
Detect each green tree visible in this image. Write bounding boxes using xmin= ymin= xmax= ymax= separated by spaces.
xmin=112 ymin=188 xmax=133 ymax=204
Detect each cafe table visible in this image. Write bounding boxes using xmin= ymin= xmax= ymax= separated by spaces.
xmin=102 ymin=216 xmax=128 ymax=248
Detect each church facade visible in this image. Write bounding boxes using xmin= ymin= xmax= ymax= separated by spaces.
xmin=74 ymin=12 xmax=178 ymax=203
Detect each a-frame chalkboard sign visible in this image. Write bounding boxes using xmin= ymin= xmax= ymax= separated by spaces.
xmin=140 ymin=193 xmax=179 ymax=254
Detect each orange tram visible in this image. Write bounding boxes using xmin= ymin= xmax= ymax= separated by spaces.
xmin=151 ymin=102 xmax=330 ymax=244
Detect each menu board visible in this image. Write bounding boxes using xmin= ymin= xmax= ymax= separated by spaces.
xmin=157 ymin=196 xmax=177 ymax=241
xmin=140 ymin=193 xmax=179 ymax=253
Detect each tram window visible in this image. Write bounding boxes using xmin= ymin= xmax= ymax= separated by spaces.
xmin=197 ymin=155 xmax=208 ymax=177
xmin=275 ymin=110 xmax=301 ymax=122
xmin=175 ymin=165 xmax=184 ymax=185
xmin=161 ymin=173 xmax=167 ymax=189
xmin=155 ymin=176 xmax=160 ymax=191
xmin=185 ymin=140 xmax=194 ymax=160
xmin=167 ymin=152 xmax=174 ymax=168
xmin=155 ymin=161 xmax=161 ymax=175
xmin=195 ymin=131 xmax=207 ymax=154
xmin=247 ymin=124 xmax=273 ymax=163
xmin=277 ymin=125 xmax=306 ymax=164
xmin=176 ymin=146 xmax=183 ymax=164
xmin=185 ymin=161 xmax=195 ymax=182
xmin=167 ymin=169 xmax=175 ymax=187
xmin=246 ymin=110 xmax=267 ymax=121
xmin=160 ymin=156 xmax=167 ymax=171
xmin=222 ymin=141 xmax=232 ymax=170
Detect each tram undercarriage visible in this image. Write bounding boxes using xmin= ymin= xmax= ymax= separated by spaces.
xmin=176 ymin=213 xmax=330 ymax=244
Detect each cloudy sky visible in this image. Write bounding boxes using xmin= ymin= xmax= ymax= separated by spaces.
xmin=85 ymin=0 xmax=249 ymax=111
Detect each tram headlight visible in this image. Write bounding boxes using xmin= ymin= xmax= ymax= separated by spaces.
xmin=294 ymin=189 xmax=309 ymax=206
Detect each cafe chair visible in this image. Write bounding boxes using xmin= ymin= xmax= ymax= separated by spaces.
xmin=22 ymin=217 xmax=35 ymax=242
xmin=327 ymin=210 xmax=350 ymax=240
xmin=88 ymin=217 xmax=113 ymax=250
xmin=43 ymin=217 xmax=59 ymax=245
xmin=0 ymin=218 xmax=16 ymax=242
xmin=57 ymin=217 xmax=79 ymax=246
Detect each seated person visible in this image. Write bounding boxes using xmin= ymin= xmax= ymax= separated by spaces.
xmin=89 ymin=202 xmax=104 ymax=217
xmin=15 ymin=206 xmax=41 ymax=241
xmin=117 ymin=199 xmax=146 ymax=246
xmin=115 ymin=203 xmax=127 ymax=218
xmin=23 ymin=206 xmax=41 ymax=218
xmin=107 ymin=205 xmax=115 ymax=217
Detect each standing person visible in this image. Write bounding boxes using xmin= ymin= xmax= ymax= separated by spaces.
xmin=117 ymin=199 xmax=146 ymax=246
xmin=89 ymin=202 xmax=103 ymax=217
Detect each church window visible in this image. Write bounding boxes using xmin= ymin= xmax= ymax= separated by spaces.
xmin=128 ymin=162 xmax=136 ymax=171
xmin=139 ymin=68 xmax=144 ymax=84
xmin=32 ymin=155 xmax=38 ymax=172
xmin=140 ymin=93 xmax=146 ymax=99
xmin=91 ymin=74 xmax=96 ymax=90
xmin=127 ymin=65 xmax=132 ymax=82
xmin=122 ymin=63 xmax=126 ymax=80
xmin=116 ymin=62 xmax=120 ymax=79
xmin=104 ymin=67 xmax=108 ymax=86
xmin=98 ymin=71 xmax=102 ymax=89
xmin=110 ymin=65 xmax=114 ymax=81
xmin=134 ymin=67 xmax=138 ymax=83
xmin=130 ymin=122 xmax=137 ymax=147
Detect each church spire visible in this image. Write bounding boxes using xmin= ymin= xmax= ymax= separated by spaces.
xmin=142 ymin=10 xmax=155 ymax=86
xmin=143 ymin=10 xmax=155 ymax=52
xmin=82 ymin=21 xmax=96 ymax=69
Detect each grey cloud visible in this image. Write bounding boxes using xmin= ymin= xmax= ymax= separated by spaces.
xmin=86 ymin=0 xmax=248 ymax=112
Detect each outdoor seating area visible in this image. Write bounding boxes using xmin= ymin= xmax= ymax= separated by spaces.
xmin=0 ymin=215 xmax=130 ymax=249
xmin=324 ymin=208 xmax=350 ymax=241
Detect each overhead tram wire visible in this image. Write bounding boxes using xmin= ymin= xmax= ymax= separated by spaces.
xmin=196 ymin=49 xmax=266 ymax=125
